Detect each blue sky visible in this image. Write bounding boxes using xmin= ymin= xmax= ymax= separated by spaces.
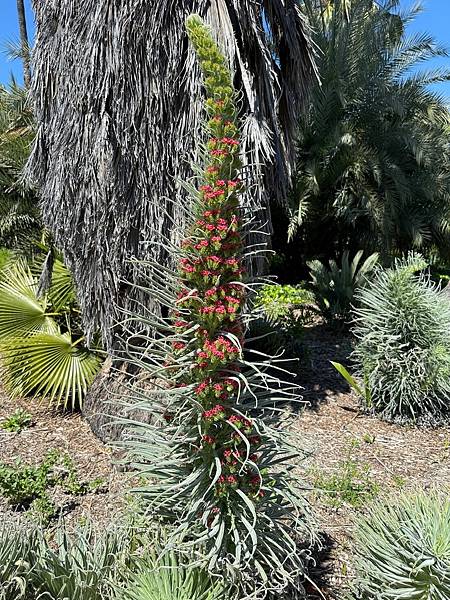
xmin=0 ymin=0 xmax=449 ymax=99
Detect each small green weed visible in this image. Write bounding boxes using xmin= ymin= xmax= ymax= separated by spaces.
xmin=0 ymin=408 xmax=33 ymax=433
xmin=0 ymin=450 xmax=105 ymax=524
xmin=310 ymin=455 xmax=379 ymax=508
xmin=0 ymin=450 xmax=60 ymax=508
xmin=391 ymin=475 xmax=406 ymax=488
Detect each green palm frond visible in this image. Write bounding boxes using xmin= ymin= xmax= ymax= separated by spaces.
xmin=0 ymin=80 xmax=40 ymax=249
xmin=0 ymin=258 xmax=101 ymax=409
xmin=0 ymin=260 xmax=58 ymax=339
xmin=1 ymin=332 xmax=101 ymax=410
xmin=294 ymin=0 xmax=450 ymax=259
xmin=49 ymin=257 xmax=76 ymax=310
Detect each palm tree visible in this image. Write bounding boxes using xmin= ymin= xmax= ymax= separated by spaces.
xmin=290 ymin=0 xmax=450 ymax=263
xmin=16 ymin=0 xmax=31 ymax=87
xmin=26 ymin=0 xmax=316 ymax=350
xmin=0 ymin=80 xmax=40 ymax=250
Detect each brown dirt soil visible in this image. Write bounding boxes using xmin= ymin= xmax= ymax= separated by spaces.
xmin=0 ymin=322 xmax=449 ymax=599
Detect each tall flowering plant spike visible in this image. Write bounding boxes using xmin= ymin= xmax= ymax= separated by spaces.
xmin=119 ymin=15 xmax=316 ymax=599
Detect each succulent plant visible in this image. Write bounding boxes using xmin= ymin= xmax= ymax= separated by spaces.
xmin=353 ymin=491 xmax=450 ymax=600
xmin=352 ymin=253 xmax=450 ymax=422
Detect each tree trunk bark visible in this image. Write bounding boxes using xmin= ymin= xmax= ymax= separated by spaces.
xmin=16 ymin=0 xmax=31 ymax=87
xmin=82 ymin=358 xmax=155 ymax=443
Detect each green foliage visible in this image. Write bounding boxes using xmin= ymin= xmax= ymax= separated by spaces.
xmin=0 ymin=247 xmax=12 ymax=270
xmin=0 ymin=408 xmax=32 ymax=432
xmin=122 ymin=550 xmax=225 ymax=600
xmin=310 ymin=445 xmax=379 ymax=508
xmin=308 ymin=250 xmax=378 ymax=320
xmin=0 ymin=80 xmax=40 ymax=250
xmin=353 ymin=491 xmax=450 ymax=599
xmin=0 ymin=524 xmax=34 ymax=600
xmin=30 ymin=525 xmax=131 ymax=600
xmin=0 ymin=257 xmax=101 ymax=409
xmin=251 ymin=284 xmax=315 ymax=357
xmin=0 ymin=449 xmax=61 ymax=508
xmin=119 ymin=15 xmax=317 ymax=599
xmin=254 ymin=283 xmax=315 ymax=326
xmin=330 ymin=361 xmax=372 ymax=407
xmin=352 ymin=254 xmax=450 ymax=421
xmin=292 ymin=0 xmax=450 ymax=261
xmin=0 ymin=450 xmax=104 ymax=524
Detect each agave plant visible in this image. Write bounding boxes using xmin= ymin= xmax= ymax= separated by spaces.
xmin=307 ymin=250 xmax=378 ymax=320
xmin=353 ymin=491 xmax=450 ymax=599
xmin=0 ymin=256 xmax=101 ymax=409
xmin=117 ymin=15 xmax=317 ymax=598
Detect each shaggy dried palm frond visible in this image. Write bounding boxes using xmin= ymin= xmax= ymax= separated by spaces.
xmin=26 ymin=0 xmax=316 ymax=348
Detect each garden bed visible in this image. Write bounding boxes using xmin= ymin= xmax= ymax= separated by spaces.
xmin=296 ymin=323 xmax=450 ymax=598
xmin=0 ymin=322 xmax=449 ymax=598
xmin=0 ymin=391 xmax=127 ymax=531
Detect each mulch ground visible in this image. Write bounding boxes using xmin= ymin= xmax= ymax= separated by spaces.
xmin=0 ymin=393 xmax=128 ymax=532
xmin=0 ymin=321 xmax=449 ymax=598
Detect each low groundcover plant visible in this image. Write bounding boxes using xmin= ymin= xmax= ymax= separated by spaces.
xmin=117 ymin=14 xmax=317 ymax=599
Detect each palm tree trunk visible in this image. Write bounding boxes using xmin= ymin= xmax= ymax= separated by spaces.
xmin=16 ymin=0 xmax=31 ymax=87
xmin=26 ymin=0 xmax=316 ymax=440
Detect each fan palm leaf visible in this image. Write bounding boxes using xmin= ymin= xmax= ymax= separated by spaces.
xmin=0 ymin=258 xmax=101 ymax=409
xmin=0 ymin=260 xmax=57 ymax=339
xmin=1 ymin=332 xmax=101 ymax=410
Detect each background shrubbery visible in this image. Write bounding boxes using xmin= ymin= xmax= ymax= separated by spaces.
xmin=352 ymin=255 xmax=450 ymax=422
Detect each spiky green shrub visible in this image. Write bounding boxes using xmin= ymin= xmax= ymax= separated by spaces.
xmin=122 ymin=550 xmax=224 ymax=600
xmin=308 ymin=250 xmax=378 ymax=321
xmin=353 ymin=491 xmax=450 ymax=599
xmin=29 ymin=524 xmax=132 ymax=600
xmin=118 ymin=15 xmax=316 ymax=598
xmin=0 ymin=257 xmax=101 ymax=408
xmin=0 ymin=524 xmax=35 ymax=600
xmin=352 ymin=254 xmax=450 ymax=421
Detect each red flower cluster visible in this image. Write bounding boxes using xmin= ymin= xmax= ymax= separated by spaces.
xmin=202 ymin=404 xmax=226 ymax=421
xmin=228 ymin=414 xmax=252 ymax=431
xmin=169 ymin=66 xmax=264 ymax=503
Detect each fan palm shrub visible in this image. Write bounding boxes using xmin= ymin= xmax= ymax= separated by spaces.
xmin=351 ymin=254 xmax=450 ymax=422
xmin=291 ymin=0 xmax=450 ymax=262
xmin=308 ymin=250 xmax=378 ymax=321
xmin=118 ymin=15 xmax=317 ymax=598
xmin=353 ymin=491 xmax=450 ymax=599
xmin=0 ymin=255 xmax=101 ymax=409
